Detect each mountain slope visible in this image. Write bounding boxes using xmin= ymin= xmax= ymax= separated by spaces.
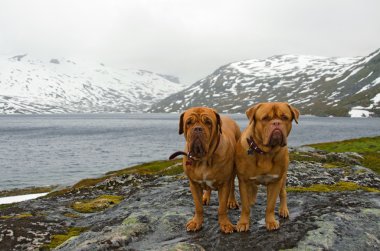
xmin=0 ymin=54 xmax=185 ymax=114
xmin=150 ymin=49 xmax=380 ymax=117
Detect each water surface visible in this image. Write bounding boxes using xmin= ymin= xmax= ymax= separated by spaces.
xmin=0 ymin=113 xmax=379 ymax=190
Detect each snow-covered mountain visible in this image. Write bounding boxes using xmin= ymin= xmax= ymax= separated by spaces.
xmin=150 ymin=49 xmax=380 ymax=117
xmin=0 ymin=54 xmax=185 ymax=114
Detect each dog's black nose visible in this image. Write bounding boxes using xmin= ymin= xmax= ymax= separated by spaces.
xmin=194 ymin=126 xmax=203 ymax=132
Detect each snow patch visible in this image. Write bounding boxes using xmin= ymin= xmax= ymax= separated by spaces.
xmin=0 ymin=193 xmax=48 ymax=205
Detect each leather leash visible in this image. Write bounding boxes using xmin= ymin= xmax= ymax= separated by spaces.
xmin=169 ymin=132 xmax=221 ymax=166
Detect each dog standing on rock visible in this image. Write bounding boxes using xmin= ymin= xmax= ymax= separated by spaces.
xmin=235 ymin=102 xmax=299 ymax=232
xmin=171 ymin=107 xmax=240 ymax=233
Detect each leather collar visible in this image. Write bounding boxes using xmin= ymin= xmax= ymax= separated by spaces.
xmin=246 ymin=136 xmax=265 ymax=155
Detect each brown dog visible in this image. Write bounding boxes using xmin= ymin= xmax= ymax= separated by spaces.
xmin=235 ymin=102 xmax=299 ymax=232
xmin=177 ymin=107 xmax=240 ymax=233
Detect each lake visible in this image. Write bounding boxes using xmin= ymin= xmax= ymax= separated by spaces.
xmin=0 ymin=113 xmax=379 ymax=190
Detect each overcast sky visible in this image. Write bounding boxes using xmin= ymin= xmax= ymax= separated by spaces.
xmin=0 ymin=0 xmax=379 ymax=83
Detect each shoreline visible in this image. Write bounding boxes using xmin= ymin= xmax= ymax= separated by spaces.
xmin=0 ymin=136 xmax=379 ymax=250
xmin=1 ymin=135 xmax=379 ymax=203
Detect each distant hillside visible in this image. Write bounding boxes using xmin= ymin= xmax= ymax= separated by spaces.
xmin=150 ymin=49 xmax=380 ymax=117
xmin=0 ymin=55 xmax=185 ymax=114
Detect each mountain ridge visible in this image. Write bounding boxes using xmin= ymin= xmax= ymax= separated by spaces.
xmin=0 ymin=54 xmax=185 ymax=114
xmin=150 ymin=49 xmax=380 ymax=117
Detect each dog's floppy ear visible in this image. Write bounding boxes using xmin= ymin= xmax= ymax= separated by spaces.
xmin=287 ymin=104 xmax=300 ymax=124
xmin=179 ymin=112 xmax=185 ymax=135
xmin=212 ymin=110 xmax=222 ymax=134
xmin=246 ymin=103 xmax=262 ymax=124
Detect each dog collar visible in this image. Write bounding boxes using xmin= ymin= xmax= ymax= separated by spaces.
xmin=246 ymin=136 xmax=265 ymax=155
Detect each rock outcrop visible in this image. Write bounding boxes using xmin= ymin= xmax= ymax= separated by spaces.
xmin=0 ymin=148 xmax=379 ymax=250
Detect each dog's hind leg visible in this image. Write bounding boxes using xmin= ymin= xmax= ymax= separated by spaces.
xmin=227 ymin=177 xmax=239 ymax=209
xmin=202 ymin=188 xmax=211 ymax=205
xmin=248 ymin=183 xmax=258 ymax=206
xmin=279 ymin=177 xmax=289 ymax=218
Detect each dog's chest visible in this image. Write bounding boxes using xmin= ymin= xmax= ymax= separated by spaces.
xmin=190 ymin=163 xmax=218 ymax=190
xmin=246 ymin=157 xmax=283 ymax=185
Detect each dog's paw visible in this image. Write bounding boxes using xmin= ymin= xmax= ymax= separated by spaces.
xmin=227 ymin=198 xmax=239 ymax=209
xmin=186 ymin=218 xmax=202 ymax=232
xmin=265 ymin=219 xmax=279 ymax=231
xmin=279 ymin=207 xmax=289 ymax=218
xmin=202 ymin=193 xmax=210 ymax=206
xmin=219 ymin=221 xmax=235 ymax=234
xmin=236 ymin=220 xmax=250 ymax=232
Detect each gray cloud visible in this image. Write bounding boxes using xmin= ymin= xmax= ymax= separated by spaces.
xmin=0 ymin=0 xmax=379 ymax=83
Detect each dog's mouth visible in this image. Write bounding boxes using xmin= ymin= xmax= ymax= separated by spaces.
xmin=268 ymin=129 xmax=286 ymax=147
xmin=190 ymin=137 xmax=206 ymax=158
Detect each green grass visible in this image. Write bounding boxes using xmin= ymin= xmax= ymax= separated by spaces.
xmin=309 ymin=136 xmax=380 ymax=153
xmin=309 ymin=136 xmax=380 ymax=174
xmin=287 ymin=181 xmax=380 ymax=193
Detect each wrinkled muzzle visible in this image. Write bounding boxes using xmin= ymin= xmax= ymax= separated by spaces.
xmin=268 ymin=128 xmax=287 ymax=147
xmin=189 ymin=129 xmax=207 ymax=158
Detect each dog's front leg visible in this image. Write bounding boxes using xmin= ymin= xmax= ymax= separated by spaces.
xmin=218 ymin=181 xmax=235 ymax=233
xmin=186 ymin=180 xmax=204 ymax=231
xmin=265 ymin=180 xmax=282 ymax=231
xmin=236 ymin=178 xmax=251 ymax=232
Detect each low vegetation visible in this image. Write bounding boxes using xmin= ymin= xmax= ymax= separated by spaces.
xmin=309 ymin=136 xmax=380 ymax=174
xmin=287 ymin=181 xmax=380 ymax=193
xmin=71 ymin=195 xmax=123 ymax=213
xmin=43 ymin=227 xmax=87 ymax=249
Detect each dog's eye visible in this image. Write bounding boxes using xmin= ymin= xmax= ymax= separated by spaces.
xmin=281 ymin=115 xmax=288 ymax=120
xmin=205 ymin=119 xmax=212 ymax=126
xmin=186 ymin=120 xmax=192 ymax=126
xmin=262 ymin=116 xmax=270 ymax=121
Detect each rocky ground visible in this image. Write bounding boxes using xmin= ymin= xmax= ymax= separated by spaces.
xmin=0 ymin=142 xmax=379 ymax=250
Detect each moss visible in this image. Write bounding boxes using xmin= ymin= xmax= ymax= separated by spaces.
xmin=106 ymin=159 xmax=182 ymax=176
xmin=15 ymin=213 xmax=33 ymax=218
xmin=0 ymin=213 xmax=33 ymax=219
xmin=322 ymin=162 xmax=346 ymax=169
xmin=309 ymin=136 xmax=380 ymax=174
xmin=47 ymin=159 xmax=182 ymax=198
xmin=289 ymin=151 xmax=324 ymax=162
xmin=43 ymin=227 xmax=86 ymax=249
xmin=287 ymin=181 xmax=380 ymax=193
xmin=361 ymin=152 xmax=380 ymax=174
xmin=63 ymin=213 xmax=80 ymax=218
xmin=72 ymin=177 xmax=107 ymax=189
xmin=71 ymin=195 xmax=123 ymax=213
xmin=0 ymin=203 xmax=14 ymax=210
xmin=289 ymin=151 xmax=347 ymax=168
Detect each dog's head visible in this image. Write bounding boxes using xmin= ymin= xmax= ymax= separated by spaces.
xmin=246 ymin=102 xmax=299 ymax=148
xmin=179 ymin=107 xmax=222 ymax=159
